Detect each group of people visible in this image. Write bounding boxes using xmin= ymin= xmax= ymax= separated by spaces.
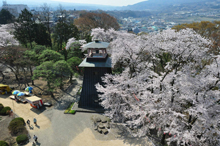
xmin=26 ymin=118 xmax=37 ymax=126
xmin=26 ymin=118 xmax=38 ymax=143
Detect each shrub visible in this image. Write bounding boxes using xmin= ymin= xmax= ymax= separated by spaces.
xmin=8 ymin=117 xmax=26 ymax=135
xmin=16 ymin=134 xmax=28 ymax=144
xmin=0 ymin=103 xmax=4 ymax=111
xmin=33 ymin=45 xmax=47 ymax=54
xmin=0 ymin=141 xmax=9 ymax=146
xmin=13 ymin=117 xmax=25 ymax=125
xmin=0 ymin=106 xmax=11 ymax=115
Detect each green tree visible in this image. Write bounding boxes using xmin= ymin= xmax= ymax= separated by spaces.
xmin=38 ymin=49 xmax=64 ymax=63
xmin=39 ymin=3 xmax=53 ymax=48
xmin=14 ymin=8 xmax=51 ymax=49
xmin=66 ymin=42 xmax=84 ymax=59
xmin=32 ymin=23 xmax=51 ymax=47
xmin=24 ymin=45 xmax=47 ymax=66
xmin=32 ymin=61 xmax=56 ymax=97
xmin=23 ymin=49 xmax=40 ymax=85
xmin=13 ymin=8 xmax=35 ymax=49
xmin=53 ymin=60 xmax=73 ymax=89
xmin=0 ymin=141 xmax=9 ymax=146
xmin=53 ymin=21 xmax=79 ymax=51
xmin=33 ymin=45 xmax=47 ymax=54
xmin=67 ymin=57 xmax=81 ymax=83
xmin=0 ymin=9 xmax=15 ymax=24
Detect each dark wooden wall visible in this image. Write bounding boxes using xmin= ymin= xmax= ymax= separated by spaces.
xmin=79 ymin=67 xmax=112 ymax=108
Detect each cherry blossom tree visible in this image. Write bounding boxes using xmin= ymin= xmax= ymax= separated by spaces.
xmin=0 ymin=24 xmax=19 ymax=47
xmin=95 ymin=28 xmax=220 ymax=145
xmin=65 ymin=37 xmax=86 ymax=50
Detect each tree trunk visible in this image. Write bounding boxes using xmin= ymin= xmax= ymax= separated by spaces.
xmin=47 ymin=81 xmax=54 ymax=98
xmin=161 ymin=134 xmax=166 ymax=145
xmin=30 ymin=41 xmax=33 ymax=49
xmin=29 ymin=66 xmax=34 ymax=85
xmin=47 ymin=23 xmax=52 ymax=49
xmin=50 ymin=91 xmax=54 ymax=98
xmin=22 ymin=67 xmax=29 ymax=86
xmin=0 ymin=71 xmax=4 ymax=83
xmin=64 ymin=49 xmax=67 ymax=61
xmin=59 ymin=76 xmax=63 ymax=89
xmin=69 ymin=73 xmax=73 ymax=83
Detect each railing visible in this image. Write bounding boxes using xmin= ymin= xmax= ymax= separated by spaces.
xmin=87 ymin=54 xmax=108 ymax=62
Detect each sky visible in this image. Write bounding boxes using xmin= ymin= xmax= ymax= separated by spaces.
xmin=3 ymin=0 xmax=147 ymax=6
xmin=51 ymin=0 xmax=147 ymax=6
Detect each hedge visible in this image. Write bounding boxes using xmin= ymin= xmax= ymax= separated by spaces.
xmin=0 ymin=141 xmax=9 ymax=146
xmin=8 ymin=117 xmax=26 ymax=135
xmin=11 ymin=117 xmax=25 ymax=125
xmin=16 ymin=134 xmax=28 ymax=144
xmin=0 ymin=103 xmax=4 ymax=111
xmin=0 ymin=106 xmax=11 ymax=115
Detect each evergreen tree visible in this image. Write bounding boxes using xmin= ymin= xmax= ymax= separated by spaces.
xmin=53 ymin=21 xmax=79 ymax=51
xmin=13 ymin=8 xmax=51 ymax=48
xmin=13 ymin=8 xmax=35 ymax=49
xmin=32 ymin=23 xmax=51 ymax=47
xmin=0 ymin=9 xmax=15 ymax=24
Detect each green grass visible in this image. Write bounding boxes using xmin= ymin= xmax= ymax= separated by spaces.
xmin=77 ymin=86 xmax=82 ymax=95
xmin=64 ymin=102 xmax=75 ymax=114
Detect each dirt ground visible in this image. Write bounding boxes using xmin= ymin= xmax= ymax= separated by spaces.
xmin=1 ymin=70 xmax=73 ymax=105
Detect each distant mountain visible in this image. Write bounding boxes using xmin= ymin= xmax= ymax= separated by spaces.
xmin=4 ymin=0 xmax=218 ymax=12
xmin=4 ymin=0 xmax=118 ymax=10
xmin=119 ymin=0 xmax=210 ymax=11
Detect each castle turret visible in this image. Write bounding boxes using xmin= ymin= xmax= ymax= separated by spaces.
xmin=78 ymin=40 xmax=112 ymax=109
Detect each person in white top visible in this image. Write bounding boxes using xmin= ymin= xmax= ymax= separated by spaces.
xmin=33 ymin=135 xmax=38 ymax=142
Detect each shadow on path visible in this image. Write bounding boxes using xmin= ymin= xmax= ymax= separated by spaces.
xmin=30 ymin=106 xmax=46 ymax=115
xmin=35 ymin=124 xmax=40 ymax=129
xmin=54 ymin=82 xmax=81 ymax=111
xmin=32 ymin=141 xmax=41 ymax=146
xmin=112 ymin=124 xmax=158 ymax=146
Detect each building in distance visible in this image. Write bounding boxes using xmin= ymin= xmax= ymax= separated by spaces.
xmin=0 ymin=1 xmax=29 ymax=17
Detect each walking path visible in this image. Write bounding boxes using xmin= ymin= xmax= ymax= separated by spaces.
xmin=0 ymin=78 xmax=155 ymax=146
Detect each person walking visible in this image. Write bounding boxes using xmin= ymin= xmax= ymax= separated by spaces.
xmin=9 ymin=109 xmax=13 ymax=117
xmin=33 ymin=118 xmax=37 ymax=125
xmin=26 ymin=119 xmax=30 ymax=126
xmin=33 ymin=135 xmax=38 ymax=143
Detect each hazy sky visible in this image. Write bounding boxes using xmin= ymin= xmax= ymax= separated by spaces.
xmin=51 ymin=0 xmax=147 ymax=6
xmin=4 ymin=0 xmax=147 ymax=6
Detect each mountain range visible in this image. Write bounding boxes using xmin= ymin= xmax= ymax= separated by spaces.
xmin=120 ymin=0 xmax=208 ymax=11
xmin=3 ymin=0 xmax=219 ymax=11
